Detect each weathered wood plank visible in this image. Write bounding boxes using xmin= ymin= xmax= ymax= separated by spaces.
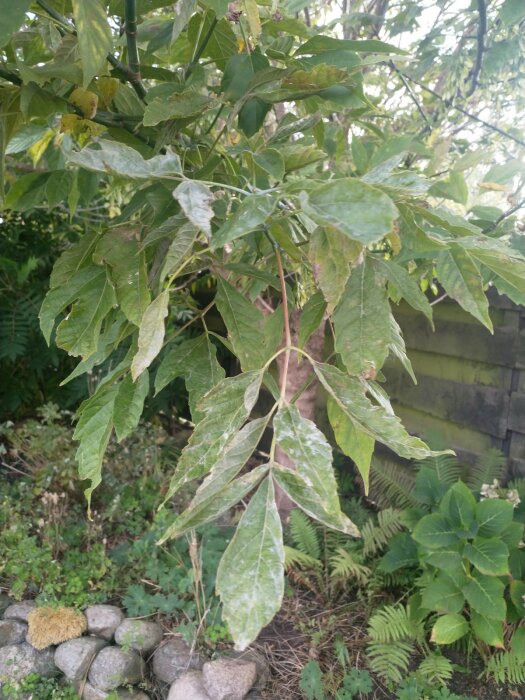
xmin=397 ymin=314 xmax=519 ymax=366
xmin=385 ymin=372 xmax=510 ymax=437
xmin=508 ymin=393 xmax=525 ymax=432
xmin=509 ymin=432 xmax=525 ymax=461
xmin=392 ymin=404 xmax=495 ymax=454
xmin=387 ymin=350 xmax=513 ymax=389
xmin=395 ymin=300 xmax=507 ymax=328
xmin=487 ymin=287 xmax=519 ymax=310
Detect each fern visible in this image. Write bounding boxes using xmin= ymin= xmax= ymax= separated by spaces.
xmin=369 ymin=457 xmax=417 ymax=509
xmin=467 ymin=448 xmax=506 ymax=491
xmin=486 ymin=650 xmax=525 ymax=684
xmin=367 ymin=604 xmax=415 ymax=644
xmin=367 ymin=641 xmax=413 ymax=684
xmin=414 ymin=453 xmax=463 ymax=486
xmin=416 ymin=653 xmax=453 ymax=685
xmin=284 ymin=545 xmax=322 ymax=570
xmin=330 ymin=548 xmax=371 ymax=586
xmin=362 ymin=508 xmax=405 ymax=557
xmin=289 ymin=509 xmax=321 ymax=560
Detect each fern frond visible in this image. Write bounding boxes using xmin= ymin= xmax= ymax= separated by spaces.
xmin=289 ymin=509 xmax=321 ymax=560
xmin=367 ymin=604 xmax=414 ymax=644
xmin=467 ymin=448 xmax=506 ymax=491
xmin=486 ymin=650 xmax=525 ymax=684
xmin=415 ymin=453 xmax=463 ymax=485
xmin=329 ymin=548 xmax=371 ymax=586
xmin=367 ymin=641 xmax=413 ymax=684
xmin=417 ymin=653 xmax=453 ymax=685
xmin=284 ymin=545 xmax=322 ymax=570
xmin=362 ymin=508 xmax=404 ymax=557
xmin=369 ymin=457 xmax=417 ymax=509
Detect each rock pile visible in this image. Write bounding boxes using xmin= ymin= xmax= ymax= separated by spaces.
xmin=0 ymin=599 xmax=266 ymax=699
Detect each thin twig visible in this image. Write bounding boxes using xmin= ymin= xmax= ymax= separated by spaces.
xmin=487 ymin=197 xmax=525 ymax=231
xmin=398 ymin=70 xmax=525 ymax=150
xmin=388 ymin=61 xmax=431 ymax=131
xmin=466 ymin=0 xmax=487 ymax=97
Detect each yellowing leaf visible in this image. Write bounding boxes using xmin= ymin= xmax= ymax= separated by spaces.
xmin=243 ymin=0 xmax=262 ymax=41
xmin=70 ymin=87 xmax=99 ymax=118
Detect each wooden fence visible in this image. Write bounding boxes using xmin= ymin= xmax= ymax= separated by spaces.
xmin=383 ymin=289 xmax=525 ymax=476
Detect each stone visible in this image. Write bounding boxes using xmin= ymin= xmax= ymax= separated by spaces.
xmin=0 ymin=620 xmax=27 ymax=647
xmin=85 ymin=605 xmax=124 ymax=641
xmin=55 ymin=636 xmax=108 ymax=681
xmin=152 ymin=637 xmax=203 ymax=684
xmin=220 ymin=650 xmax=269 ymax=691
xmin=0 ymin=643 xmax=56 ymax=683
xmin=168 ymin=670 xmax=211 ymax=700
xmin=3 ymin=601 xmax=36 ymax=623
xmin=0 ymin=595 xmax=12 ymax=616
xmin=88 ymin=646 xmax=144 ymax=691
xmin=202 ymin=659 xmax=257 ymax=700
xmin=114 ymin=619 xmax=163 ymax=653
xmin=80 ymin=685 xmax=150 ymax=700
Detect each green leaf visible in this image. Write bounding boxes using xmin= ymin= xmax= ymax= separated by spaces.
xmin=68 ymin=140 xmax=182 ymax=179
xmin=159 ymin=221 xmax=198 ymax=282
xmin=143 ymin=92 xmax=215 ymax=126
xmin=216 ymin=477 xmax=284 ymax=650
xmin=164 ymin=370 xmax=264 ymax=499
xmin=155 ymin=334 xmax=225 ymax=421
xmin=421 ymin=575 xmax=465 ymax=614
xmin=298 ymin=292 xmax=326 ymax=350
xmin=308 ymin=228 xmax=361 ymax=313
xmin=94 ymin=229 xmax=151 ymax=326
xmin=131 ymin=290 xmax=169 ymax=380
xmin=500 ymin=0 xmax=525 ymax=25
xmin=464 ymin=538 xmax=509 ymax=576
xmin=412 ymin=513 xmax=458 ymax=549
xmin=49 ymin=231 xmax=100 ymax=289
xmin=172 ymin=181 xmax=214 ymax=237
xmin=436 ymin=245 xmax=492 ymax=331
xmin=430 ymin=613 xmax=469 ymax=644
xmin=192 ymin=416 xmax=270 ymax=506
xmin=476 ymin=499 xmax=514 ymax=537
xmin=424 ymin=546 xmax=464 ymax=573
xmin=314 ymin=362 xmax=438 ymax=460
xmin=222 ymin=52 xmax=269 ymax=101
xmin=295 ymin=36 xmax=406 ymax=56
xmin=379 ymin=533 xmax=418 ymax=573
xmin=215 ymin=278 xmax=282 ymax=371
xmin=113 ymin=371 xmax=150 ymax=442
xmin=253 ymin=149 xmax=285 ymax=181
xmin=73 ymin=385 xmax=117 ymax=508
xmin=213 ymin=193 xmax=279 ymax=248
xmin=55 ymin=272 xmax=117 ymax=359
xmin=389 ymin=315 xmax=417 ymax=384
xmin=273 ymin=466 xmax=359 ymax=537
xmin=509 ymin=580 xmax=525 ymax=620
xmin=72 ymin=0 xmax=113 ymax=87
xmin=327 ymin=396 xmax=374 ymax=494
xmin=305 ymin=179 xmax=398 ymax=245
xmin=158 ymin=463 xmax=269 ymax=542
xmin=374 ymin=258 xmax=433 ymax=324
xmin=459 ymin=241 xmax=525 ymax=306
xmin=463 ymin=572 xmax=506 ymax=620
xmin=187 ymin=12 xmax=238 ymax=70
xmin=171 ymin=0 xmax=198 ymax=43
xmin=470 ymin=611 xmax=504 ymax=648
xmin=439 ymin=482 xmax=477 ymax=534
xmin=0 ymin=0 xmax=32 ymax=49
xmin=429 ymin=172 xmax=468 ymax=205
xmin=274 ymin=405 xmax=359 ymax=534
xmin=501 ymin=521 xmax=524 ymax=550
xmin=333 ymin=257 xmax=391 ymax=375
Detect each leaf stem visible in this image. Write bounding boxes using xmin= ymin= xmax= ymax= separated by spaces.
xmin=185 ymin=17 xmax=219 ymax=79
xmin=275 ymin=247 xmax=291 ymax=408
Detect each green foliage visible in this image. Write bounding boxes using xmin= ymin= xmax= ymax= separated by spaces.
xmin=1 ymin=673 xmax=77 ymax=700
xmin=299 ymin=660 xmax=325 ymax=700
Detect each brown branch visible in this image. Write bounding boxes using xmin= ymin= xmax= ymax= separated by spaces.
xmin=466 ymin=0 xmax=487 ymax=97
xmin=486 ymin=198 xmax=525 ymax=232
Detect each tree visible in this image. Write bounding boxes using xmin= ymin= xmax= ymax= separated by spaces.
xmin=1 ymin=0 xmax=525 ymax=649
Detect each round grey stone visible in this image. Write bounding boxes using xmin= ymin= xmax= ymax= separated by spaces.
xmin=0 ymin=620 xmax=27 ymax=647
xmin=152 ymin=638 xmax=203 ymax=684
xmin=3 ymin=602 xmax=36 ymax=623
xmin=0 ymin=643 xmax=56 ymax=683
xmin=88 ymin=646 xmax=144 ymax=691
xmin=114 ymin=619 xmax=163 ymax=653
xmin=55 ymin=636 xmax=108 ymax=681
xmin=168 ymin=671 xmax=211 ymax=700
xmin=0 ymin=595 xmax=12 ymax=617
xmin=202 ymin=659 xmax=257 ymax=700
xmin=80 ymin=685 xmax=150 ymax=700
xmin=219 ymin=650 xmax=269 ymax=691
xmin=85 ymin=605 xmax=124 ymax=641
